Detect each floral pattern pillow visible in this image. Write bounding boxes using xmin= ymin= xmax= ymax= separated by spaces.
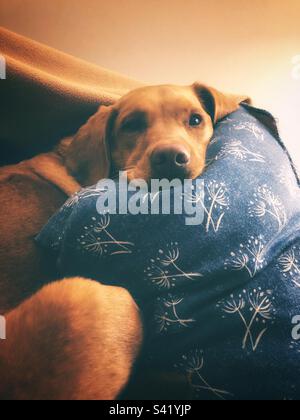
xmin=37 ymin=105 xmax=300 ymax=400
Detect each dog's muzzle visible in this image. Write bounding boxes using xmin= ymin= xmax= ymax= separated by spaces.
xmin=150 ymin=145 xmax=191 ymax=180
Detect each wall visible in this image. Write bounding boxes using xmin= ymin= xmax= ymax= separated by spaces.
xmin=0 ymin=0 xmax=299 ymax=165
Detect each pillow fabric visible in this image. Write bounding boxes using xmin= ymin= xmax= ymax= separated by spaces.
xmin=37 ymin=105 xmax=300 ymax=400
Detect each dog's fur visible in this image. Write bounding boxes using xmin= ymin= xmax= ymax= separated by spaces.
xmin=0 ymin=83 xmax=249 ymax=400
xmin=66 ymin=83 xmax=250 ymax=185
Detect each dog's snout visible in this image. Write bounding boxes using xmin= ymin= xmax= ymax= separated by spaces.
xmin=151 ymin=145 xmax=190 ymax=167
xmin=175 ymin=150 xmax=190 ymax=166
xmin=150 ymin=145 xmax=191 ymax=179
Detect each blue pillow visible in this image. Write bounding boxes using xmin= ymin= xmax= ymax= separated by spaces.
xmin=37 ymin=105 xmax=300 ymax=400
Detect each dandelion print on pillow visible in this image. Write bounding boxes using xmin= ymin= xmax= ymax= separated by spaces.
xmin=225 ymin=236 xmax=267 ymax=278
xmin=155 ymin=294 xmax=195 ymax=334
xmin=249 ymin=185 xmax=287 ymax=232
xmin=174 ymin=349 xmax=234 ymax=400
xmin=37 ymin=105 xmax=300 ymax=400
xmin=278 ymin=245 xmax=300 ymax=288
xmin=77 ymin=214 xmax=134 ymax=257
xmin=144 ymin=243 xmax=202 ymax=289
xmin=216 ymin=139 xmax=266 ymax=163
xmin=217 ymin=288 xmax=276 ymax=352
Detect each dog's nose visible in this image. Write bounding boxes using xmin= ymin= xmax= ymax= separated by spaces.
xmin=151 ymin=145 xmax=191 ymax=178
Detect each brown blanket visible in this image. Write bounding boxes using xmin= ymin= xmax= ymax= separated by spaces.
xmin=0 ymin=27 xmax=142 ymax=165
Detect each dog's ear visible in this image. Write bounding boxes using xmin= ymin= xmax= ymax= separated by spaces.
xmin=66 ymin=105 xmax=117 ymax=186
xmin=193 ymin=82 xmax=252 ymax=124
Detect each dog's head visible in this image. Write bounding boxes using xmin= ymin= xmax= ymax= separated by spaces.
xmin=66 ymin=83 xmax=250 ymax=185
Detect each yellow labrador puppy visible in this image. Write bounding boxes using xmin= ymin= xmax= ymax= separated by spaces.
xmin=0 ymin=83 xmax=250 ymax=400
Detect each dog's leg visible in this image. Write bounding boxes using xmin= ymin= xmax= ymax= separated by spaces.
xmin=0 ymin=278 xmax=142 ymax=400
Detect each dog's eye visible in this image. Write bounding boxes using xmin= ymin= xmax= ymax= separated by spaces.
xmin=121 ymin=116 xmax=147 ymax=132
xmin=189 ymin=114 xmax=202 ymax=127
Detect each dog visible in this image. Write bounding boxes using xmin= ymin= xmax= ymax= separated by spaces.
xmin=66 ymin=83 xmax=250 ymax=185
xmin=0 ymin=83 xmax=250 ymax=400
